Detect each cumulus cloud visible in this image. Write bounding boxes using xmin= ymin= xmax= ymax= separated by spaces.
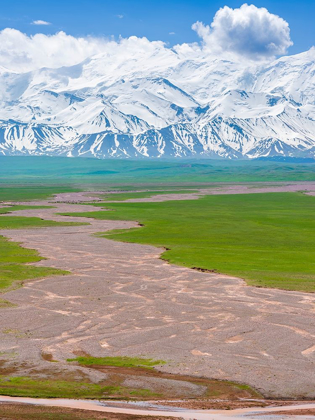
xmin=0 ymin=4 xmax=293 ymax=73
xmin=31 ymin=20 xmax=51 ymax=26
xmin=0 ymin=29 xmax=113 ymax=71
xmin=0 ymin=28 xmax=179 ymax=73
xmin=192 ymin=3 xmax=293 ymax=58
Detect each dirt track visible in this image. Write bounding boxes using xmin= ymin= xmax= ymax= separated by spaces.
xmin=0 ymin=184 xmax=315 ymax=398
xmin=1 ymin=396 xmax=315 ymax=419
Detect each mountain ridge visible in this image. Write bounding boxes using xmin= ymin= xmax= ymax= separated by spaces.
xmin=0 ymin=48 xmax=315 ymax=159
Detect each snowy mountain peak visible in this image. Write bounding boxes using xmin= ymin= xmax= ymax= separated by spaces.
xmin=0 ymin=49 xmax=315 ymax=159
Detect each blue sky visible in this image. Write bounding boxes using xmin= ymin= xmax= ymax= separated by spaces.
xmin=0 ymin=0 xmax=314 ymax=55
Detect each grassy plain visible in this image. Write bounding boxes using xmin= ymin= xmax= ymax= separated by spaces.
xmin=63 ymin=192 xmax=315 ymax=292
xmin=1 ymin=156 xmax=315 ymax=186
xmin=0 ymin=186 xmax=81 ymax=202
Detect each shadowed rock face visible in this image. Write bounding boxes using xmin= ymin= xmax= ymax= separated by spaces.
xmin=0 ymin=186 xmax=315 ymax=399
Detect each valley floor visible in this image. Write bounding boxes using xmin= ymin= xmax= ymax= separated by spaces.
xmin=0 ymin=183 xmax=314 ymax=417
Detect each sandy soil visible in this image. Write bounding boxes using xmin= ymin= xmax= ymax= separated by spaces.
xmin=0 ymin=184 xmax=314 ymax=399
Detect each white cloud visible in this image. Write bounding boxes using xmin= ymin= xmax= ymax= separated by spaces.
xmin=31 ymin=20 xmax=51 ymax=26
xmin=0 ymin=29 xmax=115 ymax=71
xmin=116 ymin=15 xmax=124 ymax=19
xmin=0 ymin=5 xmax=293 ymax=73
xmin=192 ymin=3 xmax=293 ymax=58
xmin=169 ymin=32 xmax=176 ymax=35
xmin=0 ymin=29 xmax=173 ymax=73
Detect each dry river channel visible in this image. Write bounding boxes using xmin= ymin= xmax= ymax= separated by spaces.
xmin=0 ymin=183 xmax=315 ymax=418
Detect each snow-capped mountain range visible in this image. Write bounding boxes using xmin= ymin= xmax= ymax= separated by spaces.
xmin=1 ymin=47 xmax=315 ymax=159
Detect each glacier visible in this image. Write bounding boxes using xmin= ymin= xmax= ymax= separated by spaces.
xmin=0 ymin=47 xmax=315 ymax=159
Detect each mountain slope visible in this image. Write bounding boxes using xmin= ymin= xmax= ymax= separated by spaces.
xmin=0 ymin=49 xmax=315 ymax=159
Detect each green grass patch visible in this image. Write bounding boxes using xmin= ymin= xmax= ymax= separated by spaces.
xmin=0 ymin=233 xmax=70 ymax=290
xmin=67 ymin=356 xmax=165 ymax=369
xmin=0 ymin=261 xmax=69 ymax=292
xmin=99 ymin=190 xmax=197 ymax=202
xmin=0 ymin=299 xmax=16 ymax=308
xmin=0 ymin=216 xmax=85 ymax=230
xmin=0 ymin=205 xmax=54 ymax=214
xmin=0 ymin=206 xmax=87 ymax=290
xmin=62 ymin=192 xmax=315 ymax=292
xmin=0 ymin=215 xmax=86 ymax=291
xmin=0 ymin=185 xmax=81 ymax=202
xmin=0 ymin=376 xmax=159 ymax=399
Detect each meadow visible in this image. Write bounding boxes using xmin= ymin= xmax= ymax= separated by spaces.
xmin=63 ymin=192 xmax=315 ymax=292
xmin=0 ymin=186 xmax=80 ymax=202
xmin=1 ymin=156 xmax=315 ymax=189
xmin=0 ymin=159 xmax=314 ymax=403
xmin=1 ymin=156 xmax=315 ymax=291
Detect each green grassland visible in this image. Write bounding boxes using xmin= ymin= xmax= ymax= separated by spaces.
xmin=1 ymin=156 xmax=315 ymax=186
xmin=0 ymin=186 xmax=81 ymax=202
xmin=62 ymin=192 xmax=315 ymax=292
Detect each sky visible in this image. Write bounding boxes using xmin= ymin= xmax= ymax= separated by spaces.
xmin=0 ymin=0 xmax=314 ymax=74
xmin=0 ymin=0 xmax=314 ymax=55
